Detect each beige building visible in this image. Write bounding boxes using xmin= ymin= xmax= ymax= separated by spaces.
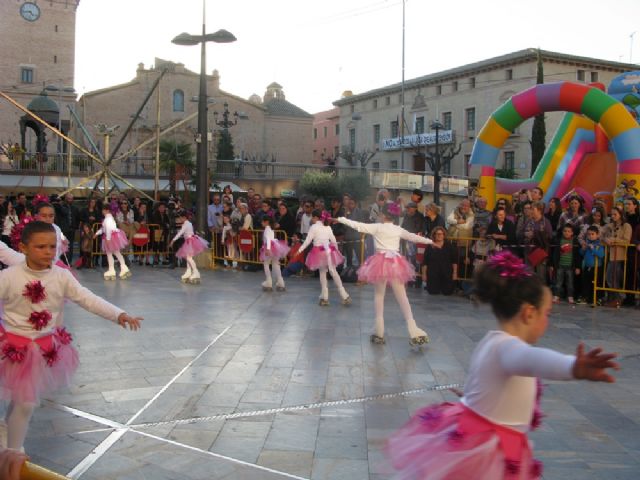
xmin=333 ymin=49 xmax=637 ymax=179
xmin=75 ymin=63 xmax=313 ymax=174
xmin=0 ymin=0 xmax=78 ymax=153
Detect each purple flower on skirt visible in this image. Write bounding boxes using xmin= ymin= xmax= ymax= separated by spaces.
xmin=504 ymin=459 xmax=520 ymax=475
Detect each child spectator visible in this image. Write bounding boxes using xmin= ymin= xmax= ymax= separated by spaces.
xmin=221 ymin=213 xmax=238 ymax=269
xmin=579 ymin=225 xmax=605 ymax=305
xmin=78 ymin=223 xmax=94 ymax=269
xmin=550 ymin=225 xmax=580 ymax=304
xmin=282 ymin=233 xmax=306 ymax=277
xmin=471 ymin=225 xmax=495 ymax=270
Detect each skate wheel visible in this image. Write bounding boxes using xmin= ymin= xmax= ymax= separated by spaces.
xmin=190 ymin=279 xmax=201 ymax=284
xmin=318 ymin=299 xmax=329 ymax=306
xmin=262 ymin=286 xmax=273 ymax=292
xmin=370 ymin=334 xmax=385 ymax=344
xmin=409 ymin=335 xmax=430 ymax=346
xmin=342 ymin=296 xmax=352 ymax=306
xmin=276 ymin=286 xmax=286 ymax=292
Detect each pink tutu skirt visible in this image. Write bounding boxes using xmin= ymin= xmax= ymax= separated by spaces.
xmin=386 ymin=402 xmax=541 ymax=480
xmin=259 ymin=239 xmax=290 ymax=261
xmin=176 ymin=235 xmax=209 ymax=258
xmin=358 ymin=251 xmax=415 ymax=284
xmin=305 ymin=244 xmax=345 ymax=270
xmin=0 ymin=326 xmax=79 ymax=403
xmin=102 ymin=229 xmax=129 ymax=254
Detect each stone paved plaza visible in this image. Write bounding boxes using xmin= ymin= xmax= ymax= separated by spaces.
xmin=20 ymin=265 xmax=640 ymax=479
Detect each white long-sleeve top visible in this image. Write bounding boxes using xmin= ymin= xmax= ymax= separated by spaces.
xmin=262 ymin=226 xmax=275 ymax=250
xmin=52 ymin=223 xmax=68 ymax=263
xmin=0 ymin=263 xmax=125 ymax=340
xmin=462 ymin=330 xmax=575 ymax=432
xmin=337 ymin=217 xmax=433 ymax=252
xmin=171 ymin=220 xmax=195 ymax=243
xmin=0 ymin=240 xmax=24 ymax=266
xmin=299 ymin=222 xmax=338 ymax=252
xmin=94 ymin=213 xmax=119 ymax=241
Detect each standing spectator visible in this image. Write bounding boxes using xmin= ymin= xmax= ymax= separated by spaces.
xmin=577 ymin=206 xmax=606 ymax=246
xmin=329 ymin=197 xmax=346 ymax=250
xmin=515 ymin=201 xmax=533 ymax=248
xmin=549 ymin=225 xmax=581 ymax=304
xmin=446 ymin=198 xmax=474 ymax=279
xmin=56 ymin=193 xmax=80 ymax=265
xmin=80 ymin=197 xmax=102 ymax=229
xmin=423 ymin=203 xmax=445 ymax=239
xmin=314 ymin=197 xmax=326 ymax=212
xmin=493 ymin=197 xmax=516 ymax=223
xmin=343 ymin=194 xmax=364 ymax=267
xmin=410 ymin=189 xmax=424 ymax=214
xmin=422 ymin=226 xmax=458 ymax=296
xmin=249 ymin=192 xmax=262 ymax=216
xmin=472 ymin=196 xmax=491 ymax=234
xmin=222 ymin=185 xmax=234 ymax=204
xmin=151 ymin=202 xmax=171 ymax=265
xmin=298 ymin=200 xmax=313 ymax=237
xmin=487 ymin=207 xmax=516 ymax=252
xmin=275 ymin=203 xmax=296 ymax=240
xmin=545 ymin=197 xmax=563 ymax=233
xmin=622 ymin=197 xmax=640 ymax=303
xmin=529 ymin=186 xmax=544 ymax=204
xmin=207 ymin=193 xmax=224 ymax=258
xmin=601 ymin=207 xmax=632 ymax=308
xmin=253 ymin=199 xmax=274 ymax=226
xmin=522 ymin=201 xmax=553 ymax=279
xmin=13 ymin=192 xmax=27 ymax=219
xmin=557 ymin=194 xmax=586 ymax=235
xmin=1 ymin=202 xmax=18 ymax=247
xmin=401 ymin=201 xmax=425 ymax=287
xmin=579 ymin=225 xmax=605 ymax=305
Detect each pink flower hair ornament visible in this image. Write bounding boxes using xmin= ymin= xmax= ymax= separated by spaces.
xmin=320 ymin=210 xmax=332 ymax=223
xmin=31 ymin=193 xmax=50 ymax=208
xmin=382 ymin=202 xmax=402 ymax=218
xmin=487 ymin=251 xmax=532 ymax=279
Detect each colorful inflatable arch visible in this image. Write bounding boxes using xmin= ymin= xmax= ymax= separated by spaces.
xmin=469 ymin=82 xmax=640 ymax=209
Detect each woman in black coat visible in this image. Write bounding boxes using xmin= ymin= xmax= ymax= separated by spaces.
xmin=422 ymin=226 xmax=458 ymax=295
xmin=486 ymin=207 xmax=516 ymax=252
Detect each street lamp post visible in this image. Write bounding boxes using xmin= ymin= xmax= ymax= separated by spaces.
xmin=430 ymin=120 xmax=443 ymax=206
xmin=172 ymin=3 xmax=236 ymax=234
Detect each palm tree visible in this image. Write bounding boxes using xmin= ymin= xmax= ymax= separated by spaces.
xmin=159 ymin=139 xmax=194 ymax=198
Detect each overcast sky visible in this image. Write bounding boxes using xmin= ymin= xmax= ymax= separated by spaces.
xmin=75 ymin=0 xmax=640 ymax=114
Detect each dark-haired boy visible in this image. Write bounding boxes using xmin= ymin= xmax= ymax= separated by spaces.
xmin=578 ymin=225 xmax=605 ymax=305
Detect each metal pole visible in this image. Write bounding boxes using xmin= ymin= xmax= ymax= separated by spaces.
xmin=195 ymin=0 xmax=209 ymax=235
xmin=434 ymin=125 xmax=440 ymax=205
xmin=400 ymin=0 xmax=405 ymax=171
xmin=67 ymin=144 xmax=72 ymax=189
xmin=155 ymin=81 xmax=161 ymax=201
xmin=103 ymin=134 xmax=110 ymax=197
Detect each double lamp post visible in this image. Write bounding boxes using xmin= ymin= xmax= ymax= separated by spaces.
xmin=172 ymin=5 xmax=236 ymax=234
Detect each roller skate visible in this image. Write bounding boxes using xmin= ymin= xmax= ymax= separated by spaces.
xmin=262 ymin=280 xmax=273 ymax=292
xmin=275 ymin=284 xmax=286 ymax=292
xmin=103 ymin=269 xmax=116 ymax=281
xmin=409 ymin=330 xmax=430 ymax=350
xmin=119 ymin=266 xmax=132 ymax=279
xmin=370 ymin=334 xmax=385 ymax=344
xmin=187 ymin=272 xmax=201 ymax=284
xmin=341 ymin=296 xmax=352 ymax=306
xmin=181 ymin=268 xmax=192 ymax=283
xmin=318 ymin=298 xmax=329 ymax=306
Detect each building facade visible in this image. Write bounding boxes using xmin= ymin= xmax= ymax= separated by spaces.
xmin=311 ymin=107 xmax=340 ymax=165
xmin=0 ymin=0 xmax=78 ymax=152
xmin=333 ymin=49 xmax=637 ymax=179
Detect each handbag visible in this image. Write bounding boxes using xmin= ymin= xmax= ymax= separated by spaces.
xmin=527 ymin=247 xmax=548 ymax=267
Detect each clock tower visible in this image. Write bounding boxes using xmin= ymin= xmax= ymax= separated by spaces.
xmin=0 ymin=1 xmax=80 ymax=148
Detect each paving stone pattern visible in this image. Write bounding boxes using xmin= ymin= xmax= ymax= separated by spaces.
xmin=20 ymin=266 xmax=640 ymax=479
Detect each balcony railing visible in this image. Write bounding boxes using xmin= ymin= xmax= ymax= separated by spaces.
xmin=0 ymin=153 xmax=469 ymax=195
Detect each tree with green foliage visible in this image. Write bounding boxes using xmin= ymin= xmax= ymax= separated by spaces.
xmin=299 ymin=171 xmax=340 ymax=201
xmin=530 ymin=49 xmax=546 ymax=176
xmin=159 ymin=139 xmax=194 ymax=197
xmin=216 ymin=130 xmax=235 ymax=160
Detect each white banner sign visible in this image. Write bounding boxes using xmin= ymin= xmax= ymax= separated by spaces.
xmin=381 ymin=130 xmax=453 ymax=151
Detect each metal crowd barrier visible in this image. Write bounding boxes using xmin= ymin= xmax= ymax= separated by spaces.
xmin=21 ymin=461 xmax=70 ymax=479
xmin=90 ymin=223 xmax=173 ymax=260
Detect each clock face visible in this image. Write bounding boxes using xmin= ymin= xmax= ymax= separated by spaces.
xmin=20 ymin=2 xmax=41 ymax=22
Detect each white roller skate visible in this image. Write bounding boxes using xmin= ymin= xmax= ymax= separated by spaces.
xmin=341 ymin=296 xmax=352 ymax=306
xmin=119 ymin=266 xmax=132 ymax=279
xmin=181 ymin=268 xmax=192 ymax=283
xmin=262 ymin=280 xmax=273 ymax=292
xmin=187 ymin=272 xmax=201 ymax=284
xmin=409 ymin=329 xmax=430 ymax=349
xmin=370 ymin=334 xmax=385 ymax=344
xmin=103 ymin=269 xmax=116 ymax=281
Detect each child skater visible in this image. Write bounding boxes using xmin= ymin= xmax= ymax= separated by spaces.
xmin=94 ymin=204 xmax=130 ymax=280
xmin=259 ymin=216 xmax=290 ymax=291
xmin=337 ymin=202 xmax=433 ymax=345
xmin=0 ymin=221 xmax=142 ymax=452
xmin=386 ymin=250 xmax=618 ymax=479
xmin=169 ymin=210 xmax=209 ymax=284
xmin=299 ymin=210 xmax=351 ymax=306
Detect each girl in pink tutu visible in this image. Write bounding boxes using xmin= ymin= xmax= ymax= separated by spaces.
xmin=299 ymin=209 xmax=351 ymax=306
xmin=386 ymin=251 xmax=618 ymax=480
xmin=259 ymin=216 xmax=289 ymax=292
xmin=94 ymin=205 xmax=130 ymax=280
xmin=0 ymin=221 xmax=141 ymax=451
xmin=169 ymin=210 xmax=209 ymax=284
xmin=337 ymin=202 xmax=433 ymax=345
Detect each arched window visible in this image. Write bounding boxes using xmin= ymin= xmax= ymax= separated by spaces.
xmin=173 ymin=90 xmax=184 ymax=112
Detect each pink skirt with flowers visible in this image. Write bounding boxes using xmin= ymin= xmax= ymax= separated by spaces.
xmin=305 ymin=244 xmax=344 ymax=270
xmin=357 ymin=251 xmax=415 ymax=284
xmin=102 ymin=229 xmax=129 ymax=254
xmin=0 ymin=326 xmax=79 ymax=404
xmin=259 ymin=239 xmax=290 ymax=262
xmin=176 ymin=235 xmax=209 ymax=258
xmin=386 ymin=402 xmax=542 ymax=480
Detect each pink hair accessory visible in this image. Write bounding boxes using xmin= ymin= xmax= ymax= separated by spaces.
xmin=385 ymin=202 xmax=402 ymax=217
xmin=320 ymin=210 xmax=332 ymax=222
xmin=487 ymin=251 xmax=532 ymax=278
xmin=31 ymin=193 xmax=49 ymax=208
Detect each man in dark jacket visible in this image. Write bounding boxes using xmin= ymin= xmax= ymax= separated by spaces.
xmin=56 ymin=193 xmax=80 ymax=265
xmin=401 ymin=201 xmax=425 ymax=287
